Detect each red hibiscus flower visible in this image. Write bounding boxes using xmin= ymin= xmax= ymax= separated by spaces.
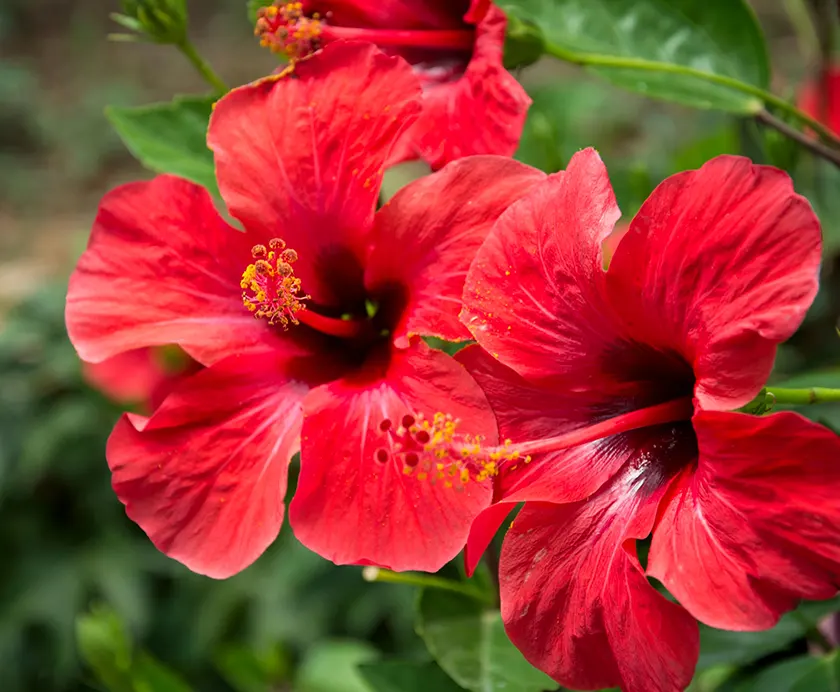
xmin=82 ymin=346 xmax=199 ymax=410
xmin=65 ymin=42 xmax=545 ymax=578
xmin=415 ymin=149 xmax=840 ymax=691
xmin=799 ymin=63 xmax=840 ymax=135
xmin=255 ymin=1 xmax=530 ymax=170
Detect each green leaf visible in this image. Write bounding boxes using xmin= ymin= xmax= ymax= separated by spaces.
xmin=416 ymin=589 xmax=558 ymax=692
xmin=422 ymin=336 xmax=473 ymax=357
xmin=296 ymin=640 xmax=379 ymax=692
xmin=697 ymin=596 xmax=840 ymax=671
xmin=214 ymin=643 xmax=291 ymax=692
xmin=106 ymin=95 xmax=217 ymax=194
xmin=76 ymin=606 xmax=134 ymax=692
xmin=503 ymin=12 xmax=546 ymax=69
xmin=131 ymin=653 xmax=193 ymax=692
xmin=730 ymin=653 xmax=840 ymax=692
xmin=503 ymin=0 xmax=770 ymax=113
xmin=671 ymin=126 xmax=740 ymax=173
xmin=359 ymin=660 xmax=464 ymax=692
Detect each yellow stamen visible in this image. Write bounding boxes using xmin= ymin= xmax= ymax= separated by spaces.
xmin=240 ymin=237 xmax=309 ymax=328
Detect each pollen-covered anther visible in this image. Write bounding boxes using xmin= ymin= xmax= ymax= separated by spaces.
xmin=240 ymin=237 xmax=309 ymax=328
xmin=374 ymin=412 xmax=528 ymax=489
xmin=255 ymin=2 xmax=323 ymax=61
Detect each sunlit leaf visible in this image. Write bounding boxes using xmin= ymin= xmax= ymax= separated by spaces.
xmin=106 ymin=95 xmax=217 ymax=194
xmin=503 ymin=0 xmax=770 ymax=113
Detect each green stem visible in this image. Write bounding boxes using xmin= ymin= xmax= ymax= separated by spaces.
xmin=177 ymin=39 xmax=228 ymax=95
xmin=361 ymin=566 xmax=493 ymax=604
xmin=766 ymin=387 xmax=840 ymax=405
xmin=543 ymin=42 xmax=840 ymax=149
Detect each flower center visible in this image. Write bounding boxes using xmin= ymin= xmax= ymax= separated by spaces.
xmin=241 ymin=238 xmax=309 ymax=328
xmin=241 ymin=237 xmax=383 ymax=340
xmin=255 ymin=1 xmax=475 ymax=62
xmin=255 ymin=2 xmax=323 ymax=60
xmin=374 ymin=412 xmax=525 ymax=490
xmin=375 ymin=397 xmax=695 ymax=488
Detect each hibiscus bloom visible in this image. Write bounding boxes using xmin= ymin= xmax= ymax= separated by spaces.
xmin=82 ymin=346 xmax=198 ymax=410
xmin=418 ymin=149 xmax=840 ymax=691
xmin=799 ymin=63 xmax=840 ymax=136
xmin=255 ymin=1 xmax=531 ymax=169
xmin=65 ymin=42 xmax=545 ymax=578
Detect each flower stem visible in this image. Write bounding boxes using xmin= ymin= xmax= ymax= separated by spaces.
xmin=542 ymin=41 xmax=840 ymax=151
xmin=361 ymin=566 xmax=494 ymax=604
xmin=765 ymin=387 xmax=840 ymax=405
xmin=756 ymin=109 xmax=840 ymax=168
xmin=177 ymin=39 xmax=228 ymax=95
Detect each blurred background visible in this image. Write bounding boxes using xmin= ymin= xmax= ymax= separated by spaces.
xmin=1 ymin=1 xmax=839 ymax=691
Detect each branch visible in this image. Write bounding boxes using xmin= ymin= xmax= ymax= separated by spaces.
xmin=755 ymin=108 xmax=840 ymax=169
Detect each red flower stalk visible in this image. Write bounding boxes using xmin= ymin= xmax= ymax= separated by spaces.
xmin=83 ymin=346 xmax=199 ymax=410
xmin=438 ymin=149 xmax=839 ymax=691
xmin=65 ymin=42 xmax=545 ymax=578
xmin=255 ymin=1 xmax=530 ymax=170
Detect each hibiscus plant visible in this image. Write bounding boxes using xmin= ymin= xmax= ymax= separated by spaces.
xmin=50 ymin=0 xmax=840 ymax=691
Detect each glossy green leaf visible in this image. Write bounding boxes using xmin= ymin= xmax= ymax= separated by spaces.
xmin=416 ymin=589 xmax=558 ymax=692
xmin=503 ymin=0 xmax=770 ymax=113
xmin=296 ymin=640 xmax=378 ymax=692
xmin=359 ymin=660 xmax=464 ymax=692
xmin=106 ymin=95 xmax=217 ymax=194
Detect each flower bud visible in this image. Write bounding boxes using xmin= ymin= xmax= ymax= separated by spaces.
xmin=503 ymin=12 xmax=546 ymax=70
xmin=110 ymin=0 xmax=188 ymax=45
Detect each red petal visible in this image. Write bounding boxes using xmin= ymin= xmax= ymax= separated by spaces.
xmin=464 ymin=501 xmax=513 ymax=576
xmin=603 ymin=221 xmax=629 ymax=268
xmin=607 ymin=156 xmax=821 ymax=410
xmin=365 ymin=156 xmax=544 ymax=345
xmin=459 ymin=344 xmax=699 ymax=575
xmin=501 ymin=468 xmax=698 ymax=692
xmin=290 ymin=341 xmax=495 ymax=571
xmin=464 ymin=0 xmax=492 ymax=23
xmin=396 ymin=6 xmax=530 ymax=169
xmin=66 ymin=176 xmax=281 ymax=366
xmin=83 ymin=348 xmax=171 ymax=404
xmin=457 ymin=345 xmax=628 ymax=504
xmin=208 ymin=42 xmax=421 ymax=307
xmin=462 ymin=149 xmax=621 ymax=381
xmin=649 ymin=411 xmax=840 ymax=630
xmin=107 ymin=351 xmax=319 ymax=578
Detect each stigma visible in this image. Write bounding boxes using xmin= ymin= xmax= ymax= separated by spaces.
xmin=240 ymin=238 xmax=309 ymax=328
xmin=255 ymin=2 xmax=322 ymax=61
xmin=374 ymin=412 xmax=529 ymax=490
